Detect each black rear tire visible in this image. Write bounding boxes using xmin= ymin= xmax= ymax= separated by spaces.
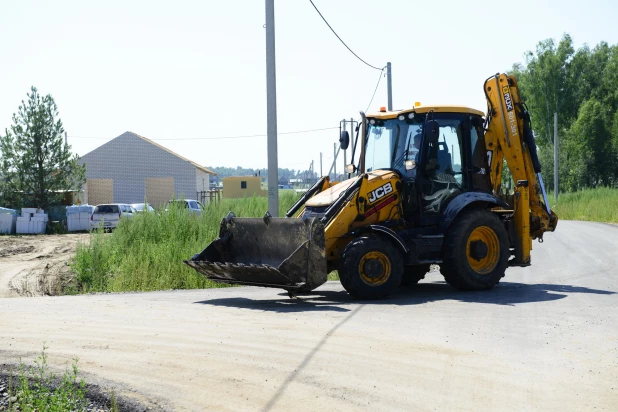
xmin=441 ymin=209 xmax=509 ymax=290
xmin=400 ymin=264 xmax=430 ymax=286
xmin=339 ymin=236 xmax=403 ymax=300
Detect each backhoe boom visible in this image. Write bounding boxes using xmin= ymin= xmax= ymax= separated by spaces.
xmin=483 ymin=73 xmax=558 ymax=264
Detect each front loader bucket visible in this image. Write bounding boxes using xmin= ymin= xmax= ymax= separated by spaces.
xmin=184 ymin=213 xmax=327 ymax=292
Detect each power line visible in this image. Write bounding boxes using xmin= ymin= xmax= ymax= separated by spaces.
xmin=365 ymin=68 xmax=385 ymax=113
xmin=308 ymin=0 xmax=383 ymax=71
xmin=69 ymin=126 xmax=339 ymax=141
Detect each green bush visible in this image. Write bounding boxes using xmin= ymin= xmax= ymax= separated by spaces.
xmin=72 ymin=192 xmax=300 ymax=293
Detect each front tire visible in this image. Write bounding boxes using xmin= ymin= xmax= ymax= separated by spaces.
xmin=339 ymin=236 xmax=403 ymax=300
xmin=441 ymin=209 xmax=509 ymax=290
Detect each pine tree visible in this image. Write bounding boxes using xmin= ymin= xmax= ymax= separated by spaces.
xmin=0 ymin=86 xmax=85 ymax=210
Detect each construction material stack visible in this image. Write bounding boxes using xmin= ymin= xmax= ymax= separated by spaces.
xmin=67 ymin=205 xmax=94 ymax=232
xmin=16 ymin=208 xmax=48 ymax=234
xmin=0 ymin=207 xmax=17 ymax=234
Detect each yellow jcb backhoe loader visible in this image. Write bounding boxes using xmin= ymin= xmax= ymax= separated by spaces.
xmin=185 ymin=73 xmax=558 ymax=299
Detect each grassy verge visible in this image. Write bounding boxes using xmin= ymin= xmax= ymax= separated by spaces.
xmin=549 ymin=187 xmax=618 ymax=223
xmin=4 ymin=346 xmax=120 ymax=412
xmin=71 ymin=192 xmax=301 ymax=293
xmin=5 ymin=346 xmax=87 ymax=411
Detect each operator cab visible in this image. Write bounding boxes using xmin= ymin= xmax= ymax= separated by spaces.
xmin=363 ymin=105 xmax=491 ymax=222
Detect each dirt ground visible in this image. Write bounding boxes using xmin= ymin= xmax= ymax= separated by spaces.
xmin=0 ymin=222 xmax=617 ymax=411
xmin=0 ymin=233 xmax=89 ymax=298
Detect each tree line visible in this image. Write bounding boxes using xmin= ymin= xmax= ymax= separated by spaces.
xmin=207 ymin=166 xmax=318 ymax=184
xmin=511 ymin=34 xmax=618 ymax=192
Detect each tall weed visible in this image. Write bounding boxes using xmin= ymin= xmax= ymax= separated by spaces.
xmin=72 ymin=192 xmax=300 ymax=292
xmin=8 ymin=345 xmax=86 ymax=411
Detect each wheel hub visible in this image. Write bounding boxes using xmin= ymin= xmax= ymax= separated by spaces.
xmin=469 ymin=240 xmax=488 ymax=261
xmin=466 ymin=226 xmax=500 ymax=275
xmin=363 ymin=259 xmax=384 ymax=279
xmin=358 ymin=251 xmax=391 ymax=286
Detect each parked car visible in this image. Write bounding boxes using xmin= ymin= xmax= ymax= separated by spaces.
xmin=131 ymin=203 xmax=155 ymax=212
xmin=90 ymin=203 xmax=136 ymax=230
xmin=165 ymin=199 xmax=204 ymax=216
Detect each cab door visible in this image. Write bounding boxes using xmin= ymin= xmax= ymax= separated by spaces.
xmin=418 ymin=114 xmax=466 ymax=221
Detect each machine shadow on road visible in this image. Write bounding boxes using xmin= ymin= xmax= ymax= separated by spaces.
xmin=194 ymin=281 xmax=615 ymax=313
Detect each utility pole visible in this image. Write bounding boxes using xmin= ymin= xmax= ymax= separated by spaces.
xmin=328 ymin=146 xmax=340 ymax=178
xmin=320 ymin=152 xmax=323 ymax=177
xmin=386 ymin=62 xmax=393 ymax=111
xmin=333 ymin=143 xmax=337 ymax=180
xmin=265 ymin=0 xmax=279 ymax=216
xmin=554 ymin=112 xmax=558 ymax=201
xmin=64 ymin=131 xmax=68 ymax=147
xmin=350 ymin=117 xmax=354 ymax=173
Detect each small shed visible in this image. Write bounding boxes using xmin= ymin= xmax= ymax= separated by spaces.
xmin=222 ymin=176 xmax=266 ymax=199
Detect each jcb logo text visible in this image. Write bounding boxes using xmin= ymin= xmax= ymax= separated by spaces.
xmin=368 ymin=182 xmax=393 ymax=204
xmin=502 ymin=86 xmax=514 ymax=111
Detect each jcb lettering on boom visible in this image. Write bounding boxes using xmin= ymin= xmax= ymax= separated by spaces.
xmin=368 ymin=182 xmax=393 ymax=203
xmin=502 ymin=86 xmax=514 ymax=111
xmin=503 ymin=86 xmax=518 ymax=137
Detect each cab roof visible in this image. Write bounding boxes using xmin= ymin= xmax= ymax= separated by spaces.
xmin=367 ymin=105 xmax=485 ymax=119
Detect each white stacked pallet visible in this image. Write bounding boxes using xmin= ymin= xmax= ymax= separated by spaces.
xmin=16 ymin=216 xmax=30 ymax=234
xmin=0 ymin=207 xmax=17 ymax=234
xmin=67 ymin=205 xmax=93 ymax=232
xmin=31 ymin=212 xmax=48 ymax=234
xmin=17 ymin=208 xmax=47 ymax=234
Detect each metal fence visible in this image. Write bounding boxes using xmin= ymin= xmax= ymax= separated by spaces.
xmin=197 ymin=190 xmax=221 ymax=205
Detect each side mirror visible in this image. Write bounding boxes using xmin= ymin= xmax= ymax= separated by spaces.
xmin=339 ymin=130 xmax=350 ymax=150
xmin=424 ymin=120 xmax=440 ymax=144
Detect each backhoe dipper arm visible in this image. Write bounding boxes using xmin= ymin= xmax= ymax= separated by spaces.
xmin=483 ymin=73 xmax=558 ymax=265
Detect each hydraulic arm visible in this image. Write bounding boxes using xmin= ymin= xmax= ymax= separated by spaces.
xmin=483 ymin=73 xmax=558 ymax=265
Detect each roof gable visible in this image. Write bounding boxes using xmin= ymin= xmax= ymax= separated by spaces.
xmin=80 ymin=132 xmax=217 ymax=175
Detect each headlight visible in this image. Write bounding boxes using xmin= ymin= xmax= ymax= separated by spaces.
xmin=405 ymin=160 xmax=416 ymax=170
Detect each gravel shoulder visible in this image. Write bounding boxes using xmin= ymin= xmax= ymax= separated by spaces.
xmin=0 ymin=222 xmax=617 ymax=411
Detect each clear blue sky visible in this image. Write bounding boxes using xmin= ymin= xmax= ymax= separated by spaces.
xmin=1 ymin=0 xmax=616 ymax=171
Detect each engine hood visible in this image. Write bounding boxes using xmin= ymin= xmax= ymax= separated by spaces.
xmin=305 ymin=170 xmax=396 ymax=208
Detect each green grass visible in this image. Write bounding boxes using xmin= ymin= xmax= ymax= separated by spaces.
xmin=548 ymin=187 xmax=618 ymax=223
xmin=7 ymin=345 xmax=87 ymax=411
xmin=71 ymin=192 xmax=301 ymax=293
xmin=69 ymin=186 xmax=618 ymax=293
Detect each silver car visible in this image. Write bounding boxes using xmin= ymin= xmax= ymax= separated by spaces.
xmin=131 ymin=203 xmax=155 ymax=212
xmin=90 ymin=204 xmax=136 ymax=230
xmin=165 ymin=199 xmax=204 ymax=216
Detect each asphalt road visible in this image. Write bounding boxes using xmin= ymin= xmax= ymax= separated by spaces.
xmin=0 ymin=221 xmax=617 ymax=411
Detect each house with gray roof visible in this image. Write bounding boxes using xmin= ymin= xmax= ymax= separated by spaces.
xmin=78 ymin=131 xmax=216 ymax=207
